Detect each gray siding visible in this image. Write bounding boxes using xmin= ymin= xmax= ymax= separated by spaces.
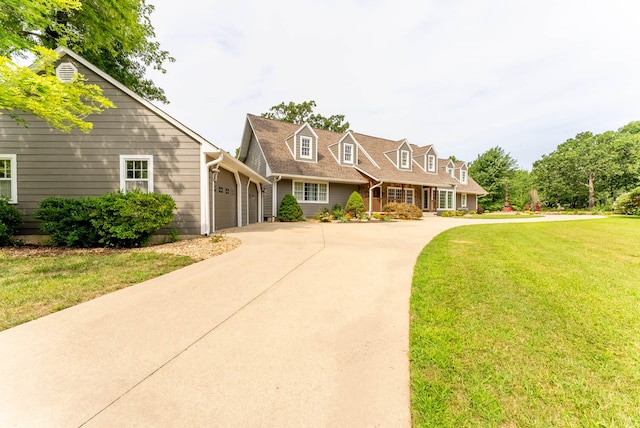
xmin=339 ymin=134 xmax=358 ymax=166
xmin=274 ymin=179 xmax=358 ymax=218
xmin=456 ymin=193 xmax=477 ymax=211
xmin=264 ymin=184 xmax=273 ymax=219
xmin=1 ymin=60 xmax=202 ymax=236
xmin=244 ymin=134 xmax=267 ymax=176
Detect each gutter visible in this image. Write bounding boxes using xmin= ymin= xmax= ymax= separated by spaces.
xmin=204 ymin=152 xmax=224 ymax=235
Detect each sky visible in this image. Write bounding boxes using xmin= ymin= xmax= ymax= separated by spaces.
xmin=144 ymin=0 xmax=640 ymax=169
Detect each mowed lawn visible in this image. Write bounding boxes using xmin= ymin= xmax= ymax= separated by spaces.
xmin=0 ymin=252 xmax=194 ymax=331
xmin=410 ymin=217 xmax=640 ymax=427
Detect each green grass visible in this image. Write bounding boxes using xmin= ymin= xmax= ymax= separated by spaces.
xmin=0 ymin=252 xmax=194 ymax=331
xmin=410 ymin=217 xmax=640 ymax=427
xmin=464 ymin=213 xmax=544 ymax=219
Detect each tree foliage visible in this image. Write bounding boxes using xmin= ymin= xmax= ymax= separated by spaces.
xmin=262 ymin=100 xmax=350 ymax=133
xmin=468 ymin=146 xmax=518 ymax=210
xmin=1 ymin=0 xmax=171 ymax=131
xmin=532 ymin=124 xmax=640 ymax=209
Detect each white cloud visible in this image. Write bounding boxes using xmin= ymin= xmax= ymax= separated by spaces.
xmin=145 ymin=0 xmax=640 ymax=168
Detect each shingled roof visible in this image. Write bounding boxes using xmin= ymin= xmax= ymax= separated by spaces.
xmin=244 ymin=114 xmax=486 ymax=194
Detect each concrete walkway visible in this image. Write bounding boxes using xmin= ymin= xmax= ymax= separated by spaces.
xmin=0 ymin=215 xmax=603 ymax=427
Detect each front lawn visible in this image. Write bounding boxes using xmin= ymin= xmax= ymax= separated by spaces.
xmin=410 ymin=217 xmax=640 ymax=427
xmin=0 ymin=252 xmax=194 ymax=331
xmin=464 ymin=213 xmax=544 ymax=219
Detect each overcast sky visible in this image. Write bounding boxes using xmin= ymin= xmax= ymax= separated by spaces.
xmin=145 ymin=0 xmax=640 ymax=169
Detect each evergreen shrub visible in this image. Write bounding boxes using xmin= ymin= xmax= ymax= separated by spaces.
xmin=382 ymin=202 xmax=423 ymax=220
xmin=277 ymin=194 xmax=304 ymax=222
xmin=345 ymin=192 xmax=366 ymax=217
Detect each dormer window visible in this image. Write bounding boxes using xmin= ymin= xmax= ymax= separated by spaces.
xmin=446 ymin=164 xmax=454 ymax=176
xmin=343 ymin=143 xmax=354 ymax=164
xmin=300 ymin=137 xmax=312 ymax=159
xmin=461 ymin=169 xmax=468 ymax=183
xmin=56 ymin=62 xmax=78 ymax=83
xmin=400 ymin=150 xmax=410 ymax=169
xmin=427 ymin=155 xmax=436 ymax=172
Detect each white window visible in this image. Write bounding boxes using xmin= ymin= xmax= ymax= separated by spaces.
xmin=427 ymin=155 xmax=436 ymax=172
xmin=300 ymin=137 xmax=312 ymax=159
xmin=120 ymin=155 xmax=153 ymax=193
xmin=460 ymin=169 xmax=468 ymax=183
xmin=438 ymin=189 xmax=455 ymax=210
xmin=446 ymin=166 xmax=453 ymax=176
xmin=404 ymin=188 xmax=414 ymax=205
xmin=400 ymin=150 xmax=410 ymax=169
xmin=461 ymin=193 xmax=468 ymax=208
xmin=0 ymin=155 xmax=17 ymax=203
xmin=387 ymin=187 xmax=403 ymax=202
xmin=343 ymin=143 xmax=354 ymax=164
xmin=293 ymin=181 xmax=328 ymax=203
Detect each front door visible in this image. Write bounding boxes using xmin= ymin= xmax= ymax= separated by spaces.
xmin=423 ymin=188 xmax=429 ymax=211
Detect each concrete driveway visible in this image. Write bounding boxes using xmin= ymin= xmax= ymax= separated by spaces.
xmin=0 ymin=215 xmax=602 ymax=427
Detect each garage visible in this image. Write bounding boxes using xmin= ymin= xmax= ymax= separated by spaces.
xmin=214 ymin=167 xmax=237 ymax=230
xmin=249 ymin=182 xmax=259 ymax=224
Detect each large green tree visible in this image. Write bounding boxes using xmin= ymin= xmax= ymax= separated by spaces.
xmin=262 ymin=100 xmax=350 ymax=133
xmin=532 ymin=124 xmax=640 ymax=209
xmin=468 ymin=146 xmax=518 ymax=210
xmin=1 ymin=0 xmax=171 ymax=132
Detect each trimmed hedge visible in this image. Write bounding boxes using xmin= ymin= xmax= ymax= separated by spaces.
xmin=33 ymin=190 xmax=177 ymax=248
xmin=0 ymin=199 xmax=22 ymax=246
xmin=277 ymin=194 xmax=304 ymax=222
xmin=382 ymin=202 xmax=423 ymax=220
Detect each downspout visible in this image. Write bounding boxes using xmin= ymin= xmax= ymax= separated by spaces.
xmin=272 ymin=175 xmax=282 ymax=219
xmin=369 ymin=181 xmax=383 ymax=214
xmin=204 ymin=153 xmax=223 ymax=235
xmin=246 ymin=179 xmax=251 ymax=225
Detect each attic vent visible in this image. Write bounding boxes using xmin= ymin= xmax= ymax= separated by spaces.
xmin=56 ymin=62 xmax=78 ymax=83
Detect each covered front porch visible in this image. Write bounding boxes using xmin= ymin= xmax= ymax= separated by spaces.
xmin=363 ymin=183 xmax=440 ymax=212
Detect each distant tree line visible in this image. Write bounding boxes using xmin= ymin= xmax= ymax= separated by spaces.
xmin=468 ymin=121 xmax=640 ymax=211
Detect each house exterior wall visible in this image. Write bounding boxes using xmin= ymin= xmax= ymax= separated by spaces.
xmin=456 ymin=193 xmax=477 ymax=211
xmin=1 ymin=61 xmax=202 ymax=236
xmin=244 ymin=134 xmax=267 ymax=177
xmin=274 ymin=179 xmax=357 ymax=217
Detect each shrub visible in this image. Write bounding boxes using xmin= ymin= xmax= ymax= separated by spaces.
xmin=382 ymin=202 xmax=423 ymax=220
xmin=0 ymin=199 xmax=22 ymax=246
xmin=477 ymin=205 xmax=485 ymax=214
xmin=90 ymin=190 xmax=177 ymax=248
xmin=441 ymin=211 xmax=451 ymax=217
xmin=277 ymin=193 xmax=304 ymax=222
xmin=467 ymin=210 xmax=476 ymax=215
xmin=345 ymin=191 xmax=366 ymax=217
xmin=34 ymin=197 xmax=99 ymax=247
xmin=614 ymin=187 xmax=640 ymax=215
xmin=331 ymin=204 xmax=344 ymax=219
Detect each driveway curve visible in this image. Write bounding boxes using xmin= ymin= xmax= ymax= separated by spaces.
xmin=0 ymin=215 xmax=603 ymax=427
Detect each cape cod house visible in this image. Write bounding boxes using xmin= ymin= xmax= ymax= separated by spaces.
xmin=1 ymin=48 xmax=268 ymax=240
xmin=238 ymin=114 xmax=486 ymax=219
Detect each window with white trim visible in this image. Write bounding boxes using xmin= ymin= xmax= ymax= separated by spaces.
xmin=446 ymin=166 xmax=454 ymax=176
xmin=300 ymin=137 xmax=312 ymax=159
xmin=461 ymin=193 xmax=468 ymax=208
xmin=293 ymin=181 xmax=328 ymax=203
xmin=427 ymin=155 xmax=436 ymax=172
xmin=387 ymin=187 xmax=403 ymax=202
xmin=343 ymin=143 xmax=354 ymax=164
xmin=460 ymin=169 xmax=468 ymax=183
xmin=404 ymin=188 xmax=414 ymax=205
xmin=438 ymin=189 xmax=454 ymax=210
xmin=0 ymin=155 xmax=17 ymax=203
xmin=120 ymin=155 xmax=153 ymax=193
xmin=400 ymin=150 xmax=410 ymax=169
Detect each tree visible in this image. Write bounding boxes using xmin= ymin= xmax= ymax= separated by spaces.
xmin=1 ymin=0 xmax=171 ymax=131
xmin=532 ymin=127 xmax=640 ymax=209
xmin=468 ymin=146 xmax=518 ymax=211
xmin=0 ymin=47 xmax=114 ymax=132
xmin=262 ymin=100 xmax=350 ymax=133
xmin=345 ymin=191 xmax=366 ymax=217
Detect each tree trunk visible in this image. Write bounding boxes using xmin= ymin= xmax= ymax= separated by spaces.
xmin=588 ymin=172 xmax=595 ymax=210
